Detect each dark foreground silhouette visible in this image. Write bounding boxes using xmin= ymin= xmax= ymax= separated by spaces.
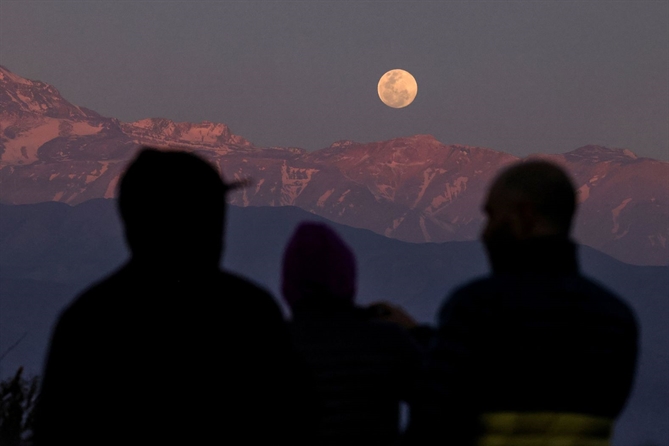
xmin=406 ymin=161 xmax=639 ymax=445
xmin=282 ymin=223 xmax=422 ymax=446
xmin=30 ymin=151 xmax=640 ymax=446
xmin=33 ymin=149 xmax=312 ymax=445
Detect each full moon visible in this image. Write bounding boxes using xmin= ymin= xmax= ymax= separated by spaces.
xmin=377 ymin=69 xmax=418 ymax=108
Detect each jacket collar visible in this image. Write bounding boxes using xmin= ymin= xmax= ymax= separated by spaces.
xmin=487 ymin=235 xmax=579 ymax=275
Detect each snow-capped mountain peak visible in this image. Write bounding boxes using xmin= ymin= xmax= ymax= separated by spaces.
xmin=1 ymin=66 xmax=667 ymax=266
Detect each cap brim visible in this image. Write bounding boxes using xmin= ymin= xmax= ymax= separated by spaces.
xmin=224 ymin=178 xmax=252 ymax=192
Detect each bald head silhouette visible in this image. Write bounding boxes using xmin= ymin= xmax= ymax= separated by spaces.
xmin=118 ymin=148 xmax=228 ymax=271
xmin=483 ymin=160 xmax=577 ymax=246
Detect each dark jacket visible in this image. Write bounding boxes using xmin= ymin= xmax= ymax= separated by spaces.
xmin=290 ymin=298 xmax=422 ymax=446
xmin=407 ymin=237 xmax=639 ymax=445
xmin=282 ymin=223 xmax=422 ymax=445
xmin=34 ymin=261 xmax=310 ymax=446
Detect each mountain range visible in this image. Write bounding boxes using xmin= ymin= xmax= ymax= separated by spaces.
xmin=1 ymin=65 xmax=667 ymax=445
xmin=1 ymin=65 xmax=667 ymax=265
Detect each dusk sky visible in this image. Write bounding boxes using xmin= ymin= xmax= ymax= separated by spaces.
xmin=1 ymin=1 xmax=667 ymax=160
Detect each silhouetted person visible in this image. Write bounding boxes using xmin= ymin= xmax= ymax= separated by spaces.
xmin=282 ymin=222 xmax=422 ymax=446
xmin=407 ymin=160 xmax=639 ymax=445
xmin=34 ymin=148 xmax=310 ymax=445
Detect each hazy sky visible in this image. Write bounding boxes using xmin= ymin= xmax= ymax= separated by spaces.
xmin=1 ymin=1 xmax=667 ymax=160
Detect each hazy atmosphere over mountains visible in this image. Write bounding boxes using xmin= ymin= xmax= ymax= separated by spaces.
xmin=1 ymin=66 xmax=667 ymax=266
xmin=1 ymin=200 xmax=668 ymax=445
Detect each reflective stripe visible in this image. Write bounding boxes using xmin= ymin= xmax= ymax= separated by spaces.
xmin=477 ymin=412 xmax=613 ymax=446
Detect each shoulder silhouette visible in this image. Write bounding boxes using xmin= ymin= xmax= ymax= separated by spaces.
xmin=407 ymin=160 xmax=639 ymax=445
xmin=34 ymin=148 xmax=310 ymax=446
xmin=282 ymin=222 xmax=422 ymax=446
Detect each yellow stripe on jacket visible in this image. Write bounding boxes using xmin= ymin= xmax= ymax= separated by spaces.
xmin=477 ymin=412 xmax=613 ymax=446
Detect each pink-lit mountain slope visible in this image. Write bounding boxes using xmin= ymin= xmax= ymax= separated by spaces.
xmin=1 ymin=66 xmax=667 ymax=265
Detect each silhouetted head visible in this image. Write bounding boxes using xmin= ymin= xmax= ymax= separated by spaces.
xmin=118 ymin=148 xmax=231 ymax=271
xmin=282 ymin=222 xmax=357 ymax=309
xmin=482 ymin=160 xmax=577 ymax=247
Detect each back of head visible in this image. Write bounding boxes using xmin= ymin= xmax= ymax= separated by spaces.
xmin=487 ymin=160 xmax=577 ymax=237
xmin=282 ymin=222 xmax=357 ymax=309
xmin=118 ymin=148 xmax=227 ymax=269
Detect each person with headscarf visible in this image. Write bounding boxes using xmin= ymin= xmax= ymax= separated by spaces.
xmin=282 ymin=222 xmax=422 ymax=446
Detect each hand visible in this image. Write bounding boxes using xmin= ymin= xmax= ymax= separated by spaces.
xmin=366 ymin=302 xmax=418 ymax=329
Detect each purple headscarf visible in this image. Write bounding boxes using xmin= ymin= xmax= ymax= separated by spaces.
xmin=281 ymin=222 xmax=357 ymax=308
